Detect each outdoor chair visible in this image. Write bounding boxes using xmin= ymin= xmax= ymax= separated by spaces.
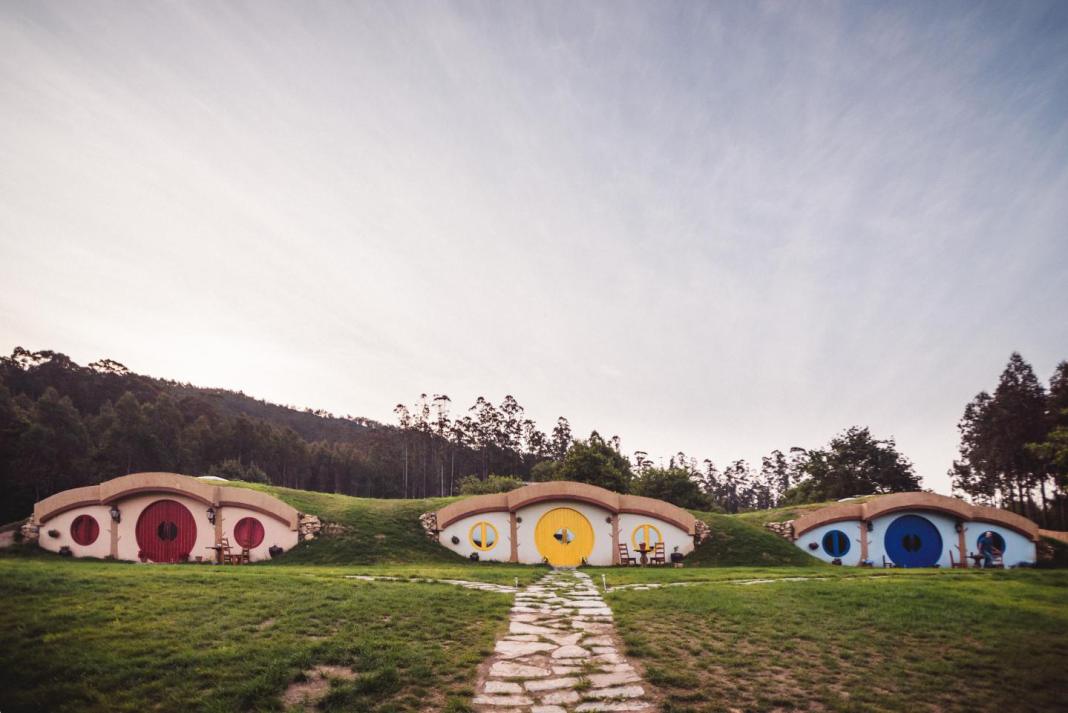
xmin=949 ymin=550 xmax=967 ymax=569
xmin=220 ymin=538 xmax=247 ymax=565
xmin=882 ymin=555 xmax=896 ymax=569
xmin=652 ymin=542 xmax=666 ymax=565
xmin=618 ymin=542 xmax=636 ymax=566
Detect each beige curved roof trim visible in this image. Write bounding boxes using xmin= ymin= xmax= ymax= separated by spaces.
xmin=436 ymin=481 xmax=697 ymax=535
xmin=793 ymin=492 xmax=1040 ymax=541
xmin=33 ymin=472 xmax=300 ymax=530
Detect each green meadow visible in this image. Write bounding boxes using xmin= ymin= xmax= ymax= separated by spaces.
xmin=1 ymin=487 xmax=1066 ymax=713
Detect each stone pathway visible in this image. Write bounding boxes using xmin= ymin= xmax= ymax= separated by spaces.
xmin=473 ymin=569 xmax=651 ymax=713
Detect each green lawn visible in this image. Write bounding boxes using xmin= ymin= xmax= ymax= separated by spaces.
xmin=0 ymin=554 xmax=516 ymax=713
xmin=609 ymin=570 xmax=1068 ymax=713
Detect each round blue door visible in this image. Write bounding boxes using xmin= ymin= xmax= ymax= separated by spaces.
xmin=884 ymin=515 xmax=943 ymax=568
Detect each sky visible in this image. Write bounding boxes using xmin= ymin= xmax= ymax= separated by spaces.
xmin=2 ymin=1 xmax=1067 ymax=494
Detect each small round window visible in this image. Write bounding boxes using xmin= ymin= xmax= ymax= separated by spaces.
xmin=822 ymin=530 xmax=850 ymax=557
xmin=631 ymin=524 xmax=662 ymax=551
xmin=554 ymin=527 xmax=576 ymax=545
xmin=976 ymin=531 xmax=1006 ymax=554
xmin=470 ymin=522 xmax=498 ymax=550
xmin=70 ymin=514 xmax=100 ymax=546
xmin=234 ymin=517 xmax=265 ymax=548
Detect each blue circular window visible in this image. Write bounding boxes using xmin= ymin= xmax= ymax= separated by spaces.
xmin=976 ymin=531 xmax=1006 ymax=554
xmin=822 ymin=530 xmax=850 ymax=557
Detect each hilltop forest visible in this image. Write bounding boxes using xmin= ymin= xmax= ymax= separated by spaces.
xmin=0 ymin=347 xmax=1064 ymax=530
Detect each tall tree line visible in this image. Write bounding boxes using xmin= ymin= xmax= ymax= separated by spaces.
xmin=951 ymin=353 xmax=1068 ymax=529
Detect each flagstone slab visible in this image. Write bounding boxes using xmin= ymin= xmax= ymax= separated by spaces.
xmin=496 ymin=641 xmax=556 ymax=658
xmin=489 ymin=662 xmax=552 ymax=678
xmin=524 ymin=676 xmax=580 ymax=692
xmin=473 ymin=695 xmax=535 ymax=706
xmin=551 ymin=645 xmax=590 ymax=659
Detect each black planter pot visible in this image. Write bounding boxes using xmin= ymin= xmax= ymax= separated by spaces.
xmin=469 ymin=552 xmax=479 ymax=561
xmin=670 ymin=552 xmax=684 ymax=563
xmin=58 ymin=546 xmax=72 ymax=557
xmin=269 ymin=545 xmax=284 ymax=559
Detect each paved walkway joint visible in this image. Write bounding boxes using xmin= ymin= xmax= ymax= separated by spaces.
xmin=473 ymin=569 xmax=651 ymax=713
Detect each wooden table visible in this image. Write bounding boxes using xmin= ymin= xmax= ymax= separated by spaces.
xmin=205 ymin=545 xmax=222 ymax=564
xmin=636 ymin=546 xmax=650 ymax=566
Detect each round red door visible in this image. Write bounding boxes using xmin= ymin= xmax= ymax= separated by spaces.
xmin=135 ymin=500 xmax=197 ymax=563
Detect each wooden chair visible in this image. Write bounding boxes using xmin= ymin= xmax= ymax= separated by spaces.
xmin=618 ymin=543 xmax=636 ymax=566
xmin=882 ymin=555 xmax=896 ymax=569
xmin=220 ymin=538 xmax=247 ymax=565
xmin=652 ymin=542 xmax=666 ymax=565
xmin=949 ymin=550 xmax=967 ymax=569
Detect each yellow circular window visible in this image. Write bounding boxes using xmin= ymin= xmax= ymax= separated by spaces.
xmin=631 ymin=523 xmax=662 ymax=551
xmin=469 ymin=522 xmax=498 ymax=551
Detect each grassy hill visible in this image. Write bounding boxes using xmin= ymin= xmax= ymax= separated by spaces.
xmin=687 ymin=510 xmax=821 ymax=567
xmin=223 ymin=482 xmax=822 ymax=568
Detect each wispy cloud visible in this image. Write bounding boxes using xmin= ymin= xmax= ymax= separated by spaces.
xmin=1 ymin=1 xmax=1066 ymax=490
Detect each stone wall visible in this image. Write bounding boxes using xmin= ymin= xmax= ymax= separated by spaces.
xmin=763 ymin=520 xmax=795 ymax=541
xmin=420 ymin=511 xmax=439 ymax=542
xmin=19 ymin=522 xmax=39 ymax=544
xmin=694 ymin=519 xmax=711 ymax=545
xmin=297 ymin=513 xmax=322 ymax=541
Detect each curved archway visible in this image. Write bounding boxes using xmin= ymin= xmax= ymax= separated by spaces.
xmin=534 ymin=508 xmax=594 ymax=566
xmin=135 ymin=500 xmax=197 ymax=563
xmin=884 ymin=514 xmax=942 ymax=568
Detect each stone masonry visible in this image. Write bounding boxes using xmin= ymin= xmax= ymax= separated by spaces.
xmin=473 ymin=569 xmax=651 ymax=713
xmin=763 ymin=520 xmax=794 ymax=541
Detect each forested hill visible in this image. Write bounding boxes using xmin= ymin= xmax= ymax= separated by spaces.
xmin=1 ymin=348 xmax=378 ymax=444
xmin=0 ymin=348 xmax=413 ymax=525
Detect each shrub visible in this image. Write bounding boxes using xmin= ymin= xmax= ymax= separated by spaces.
xmin=457 ymin=474 xmax=525 ymax=495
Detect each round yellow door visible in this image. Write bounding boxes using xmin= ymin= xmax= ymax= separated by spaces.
xmin=534 ymin=507 xmax=594 ymax=566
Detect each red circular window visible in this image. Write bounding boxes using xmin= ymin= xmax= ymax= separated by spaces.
xmin=70 ymin=514 xmax=100 ymax=546
xmin=234 ymin=517 xmax=265 ymax=548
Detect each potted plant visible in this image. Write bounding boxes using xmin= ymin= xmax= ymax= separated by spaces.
xmin=269 ymin=545 xmax=284 ymax=558
xmin=138 ymin=549 xmax=148 ymax=563
xmin=58 ymin=545 xmax=72 ymax=557
xmin=469 ymin=552 xmax=479 ymax=561
xmin=670 ymin=546 xmax=684 ymax=563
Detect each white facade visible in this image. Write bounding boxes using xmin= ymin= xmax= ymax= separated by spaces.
xmin=793 ymin=510 xmax=1037 ymax=568
xmin=617 ymin=512 xmax=694 ymax=561
xmin=439 ymin=510 xmax=513 ymax=562
xmin=516 ymin=500 xmax=614 ymax=566
xmin=37 ymin=504 xmax=115 ymax=559
xmin=219 ymin=504 xmax=298 ymax=562
xmin=438 ymin=500 xmax=696 ymax=566
xmin=37 ymin=493 xmax=299 ymax=563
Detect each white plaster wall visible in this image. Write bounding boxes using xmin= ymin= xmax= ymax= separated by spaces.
xmin=113 ymin=493 xmax=217 ymax=563
xmin=960 ymin=523 xmax=1036 ymax=568
xmin=38 ymin=505 xmax=114 ymax=559
xmin=793 ymin=520 xmax=865 ymax=566
xmin=439 ymin=510 xmax=514 ymax=562
xmin=219 ymin=506 xmax=298 ymax=562
xmin=797 ymin=513 xmax=1039 ymax=568
xmin=616 ymin=513 xmax=693 ymax=560
xmin=515 ymin=501 xmax=614 ymax=566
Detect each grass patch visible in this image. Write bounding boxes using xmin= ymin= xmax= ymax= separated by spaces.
xmin=609 ymin=570 xmax=1068 ymax=712
xmin=0 ymin=555 xmax=514 ymax=712
xmin=685 ymin=511 xmax=820 ymax=567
